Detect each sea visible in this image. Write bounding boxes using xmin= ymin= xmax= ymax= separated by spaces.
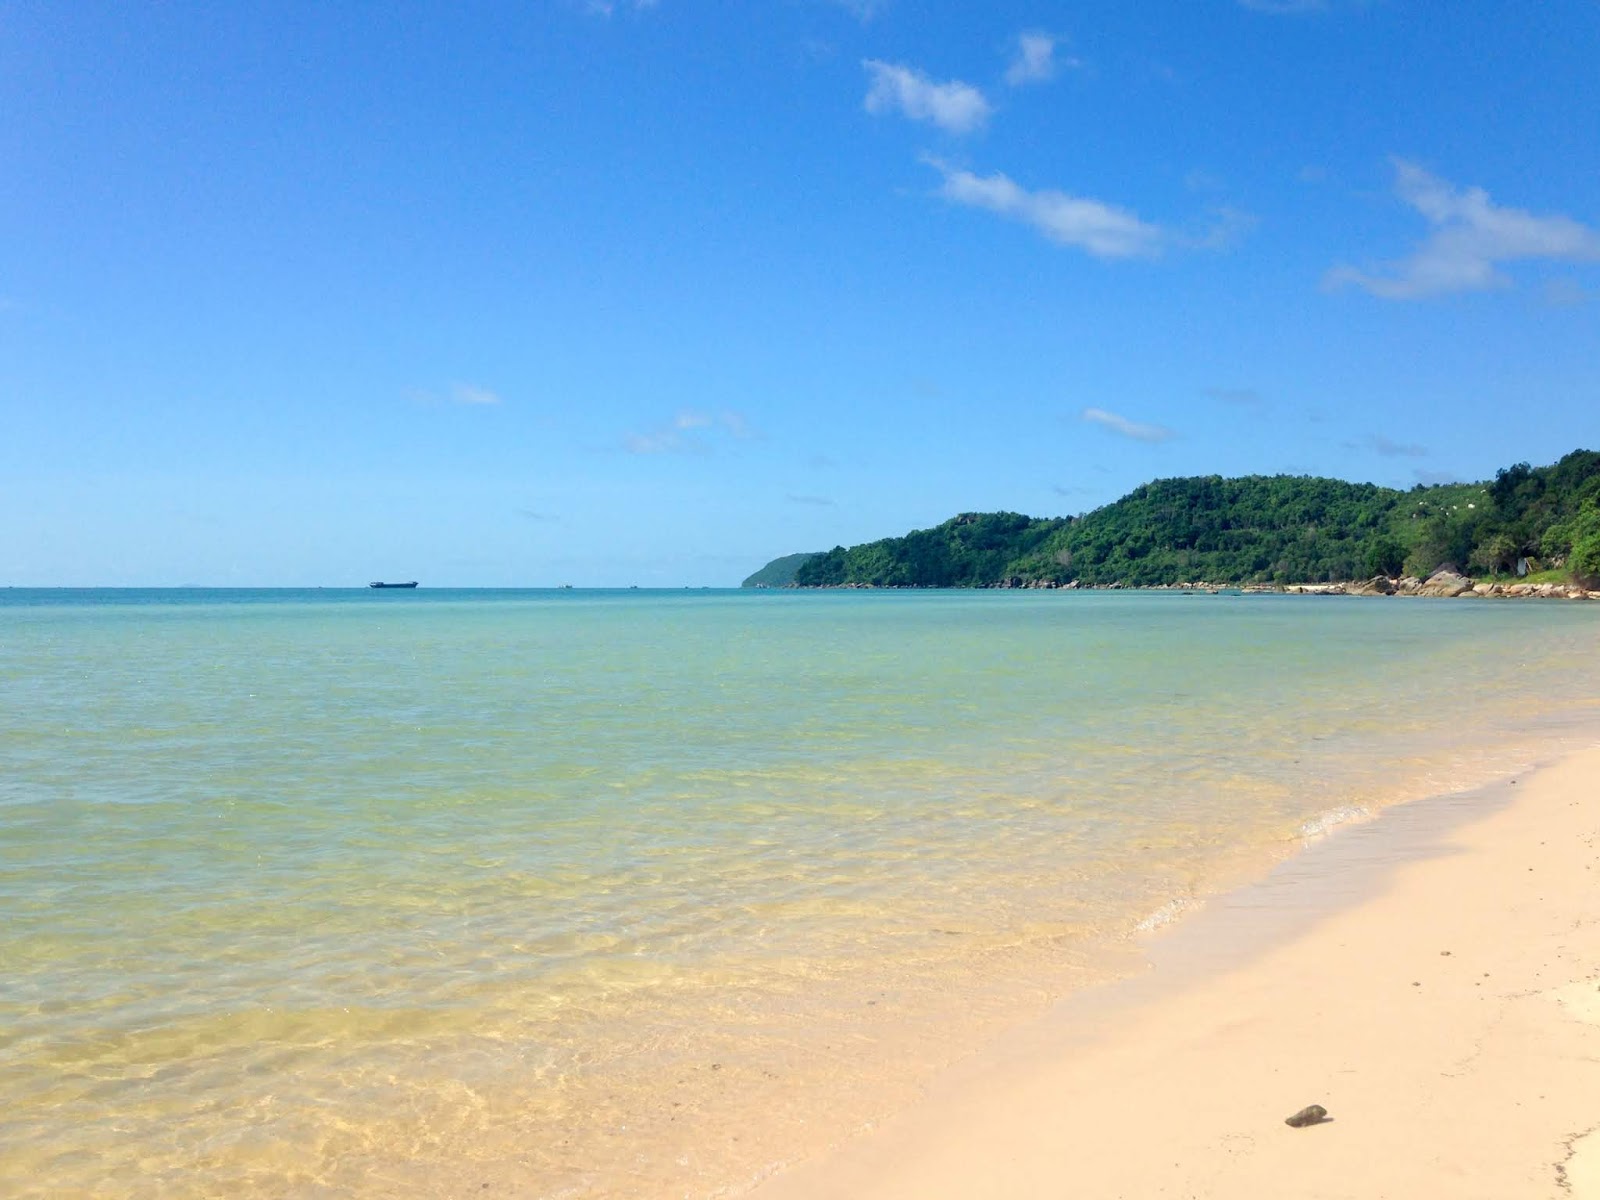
xmin=3 ymin=588 xmax=1599 ymax=1198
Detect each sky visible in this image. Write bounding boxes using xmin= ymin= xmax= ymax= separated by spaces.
xmin=2 ymin=0 xmax=1598 ymax=586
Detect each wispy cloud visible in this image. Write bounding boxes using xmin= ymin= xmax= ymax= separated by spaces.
xmin=582 ymin=0 xmax=657 ymax=16
xmin=829 ymin=0 xmax=887 ymax=20
xmin=407 ymin=382 xmax=503 ymax=407
xmin=1054 ymin=484 xmax=1096 ymax=497
xmin=1082 ymin=407 xmax=1176 ymax=443
xmin=450 ymin=383 xmax=502 ymax=406
xmin=1005 ymin=32 xmax=1074 ymax=86
xmin=1239 ymin=0 xmax=1328 ymax=12
xmin=1542 ymin=278 xmax=1589 ymax=307
xmin=1344 ymin=433 xmax=1428 ymax=458
xmin=786 ymin=493 xmax=836 ymax=506
xmin=1187 ymin=205 xmax=1257 ymax=252
xmin=927 ymin=159 xmax=1163 ymax=259
xmin=863 ymin=60 xmax=992 ymax=135
xmin=624 ymin=409 xmax=757 ymax=455
xmin=1326 ymin=159 xmax=1600 ymax=299
xmin=516 ymin=509 xmax=558 ymax=521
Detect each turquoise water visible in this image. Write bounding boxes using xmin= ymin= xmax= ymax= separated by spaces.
xmin=3 ymin=589 xmax=1599 ymax=1197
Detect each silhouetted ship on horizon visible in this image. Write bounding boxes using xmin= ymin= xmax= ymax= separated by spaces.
xmin=368 ymin=581 xmax=418 ymax=589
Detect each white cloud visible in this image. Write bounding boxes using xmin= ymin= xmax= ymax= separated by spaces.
xmin=625 ymin=410 xmax=756 ymax=455
xmin=1082 ymin=407 xmax=1176 ymax=443
xmin=786 ymin=494 xmax=836 ymax=506
xmin=451 ymin=383 xmax=502 ymax=406
xmin=1326 ymin=159 xmax=1600 ymax=299
xmin=863 ymin=60 xmax=992 ymax=135
xmin=1005 ymin=33 xmax=1068 ymax=86
xmin=1343 ymin=433 xmax=1428 ymax=458
xmin=927 ymin=159 xmax=1163 ymax=259
xmin=624 ymin=429 xmax=686 ymax=455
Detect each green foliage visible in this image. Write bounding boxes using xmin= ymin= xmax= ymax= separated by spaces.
xmin=793 ymin=513 xmax=1066 ymax=588
xmin=741 ymin=552 xmax=823 ymax=588
xmin=1363 ymin=535 xmax=1407 ymax=578
xmin=1021 ymin=475 xmax=1396 ymax=586
xmin=784 ymin=451 xmax=1600 ymax=588
xmin=1403 ymin=512 xmax=1474 ymax=579
xmin=1566 ymin=501 xmax=1600 ymax=585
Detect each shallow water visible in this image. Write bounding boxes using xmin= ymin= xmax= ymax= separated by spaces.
xmin=3 ymin=588 xmax=1598 ymax=1196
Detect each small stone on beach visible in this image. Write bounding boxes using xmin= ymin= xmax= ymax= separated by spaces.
xmin=1285 ymin=1104 xmax=1328 ymax=1128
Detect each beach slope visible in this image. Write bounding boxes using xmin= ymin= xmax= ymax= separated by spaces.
xmin=752 ymin=748 xmax=1600 ymax=1199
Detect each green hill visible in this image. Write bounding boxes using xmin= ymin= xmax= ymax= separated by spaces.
xmin=763 ymin=450 xmax=1600 ymax=589
xmin=740 ymin=552 xmax=823 ymax=588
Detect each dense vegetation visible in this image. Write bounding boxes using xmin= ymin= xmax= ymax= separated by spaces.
xmin=759 ymin=450 xmax=1600 ymax=589
xmin=740 ymin=552 xmax=824 ymax=588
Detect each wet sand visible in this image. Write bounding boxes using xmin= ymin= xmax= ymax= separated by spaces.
xmin=749 ymin=746 xmax=1600 ymax=1199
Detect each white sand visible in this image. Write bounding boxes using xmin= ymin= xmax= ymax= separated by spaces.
xmin=750 ymin=748 xmax=1600 ymax=1199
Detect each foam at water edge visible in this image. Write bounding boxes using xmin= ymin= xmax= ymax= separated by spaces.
xmin=1135 ymin=897 xmax=1195 ymax=934
xmin=1299 ymin=804 xmax=1372 ymax=841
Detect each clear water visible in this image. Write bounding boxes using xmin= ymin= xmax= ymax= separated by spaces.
xmin=3 ymin=589 xmax=1598 ymax=1197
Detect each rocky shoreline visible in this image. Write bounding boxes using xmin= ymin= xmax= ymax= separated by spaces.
xmin=802 ymin=566 xmax=1600 ymax=599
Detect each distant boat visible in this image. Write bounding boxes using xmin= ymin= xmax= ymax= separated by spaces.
xmin=368 ymin=581 xmax=418 ymax=589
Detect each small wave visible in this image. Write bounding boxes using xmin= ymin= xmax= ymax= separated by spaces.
xmin=1299 ymin=804 xmax=1371 ymax=840
xmin=1135 ymin=897 xmax=1193 ymax=933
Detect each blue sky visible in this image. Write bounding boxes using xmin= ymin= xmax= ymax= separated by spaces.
xmin=2 ymin=0 xmax=1597 ymax=586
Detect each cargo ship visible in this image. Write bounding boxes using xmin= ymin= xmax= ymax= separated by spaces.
xmin=368 ymin=581 xmax=418 ymax=589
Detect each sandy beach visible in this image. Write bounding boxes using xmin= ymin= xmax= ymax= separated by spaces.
xmin=751 ymin=746 xmax=1600 ymax=1200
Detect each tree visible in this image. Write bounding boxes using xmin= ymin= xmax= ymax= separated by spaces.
xmin=1363 ymin=535 xmax=1406 ymax=578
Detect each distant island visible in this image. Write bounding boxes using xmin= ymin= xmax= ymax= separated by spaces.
xmin=743 ymin=450 xmax=1600 ymax=592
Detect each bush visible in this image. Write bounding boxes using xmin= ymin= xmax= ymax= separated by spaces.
xmin=1573 ymin=534 xmax=1600 ymax=585
xmin=1568 ymin=502 xmax=1600 ymax=585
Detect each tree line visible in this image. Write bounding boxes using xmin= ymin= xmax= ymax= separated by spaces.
xmin=782 ymin=450 xmax=1600 ymax=589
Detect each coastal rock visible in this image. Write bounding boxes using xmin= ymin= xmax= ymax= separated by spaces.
xmin=1396 ymin=576 xmax=1424 ymax=595
xmin=1418 ymin=567 xmax=1474 ymax=598
xmin=1348 ymin=576 xmax=1396 ymax=597
xmin=1284 ymin=1104 xmax=1329 ymax=1128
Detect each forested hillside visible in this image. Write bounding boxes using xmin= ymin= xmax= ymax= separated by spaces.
xmin=740 ymin=552 xmax=823 ymax=588
xmin=764 ymin=450 xmax=1600 ymax=589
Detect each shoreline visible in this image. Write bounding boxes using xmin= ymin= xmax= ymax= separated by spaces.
xmin=765 ymin=576 xmax=1600 ymax=599
xmin=746 ymin=744 xmax=1600 ymax=1199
